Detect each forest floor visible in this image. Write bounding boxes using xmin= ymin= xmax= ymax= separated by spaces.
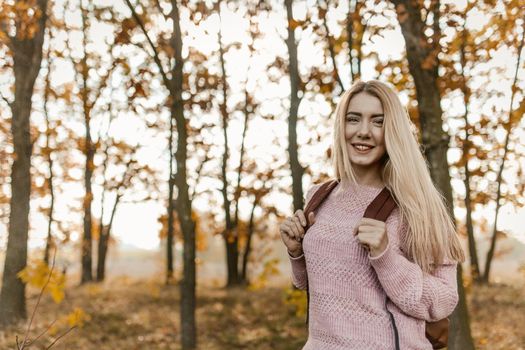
xmin=0 ymin=278 xmax=523 ymax=350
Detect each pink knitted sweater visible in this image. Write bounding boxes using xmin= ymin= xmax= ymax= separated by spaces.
xmin=288 ymin=181 xmax=459 ymax=350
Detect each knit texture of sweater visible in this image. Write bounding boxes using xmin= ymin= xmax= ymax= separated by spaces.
xmin=288 ymin=181 xmax=459 ymax=350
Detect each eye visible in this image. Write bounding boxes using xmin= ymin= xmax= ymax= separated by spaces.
xmin=373 ymin=118 xmax=384 ymax=125
xmin=346 ymin=116 xmax=359 ymax=123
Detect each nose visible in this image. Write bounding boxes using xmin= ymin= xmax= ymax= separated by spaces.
xmin=357 ymin=120 xmax=371 ymax=138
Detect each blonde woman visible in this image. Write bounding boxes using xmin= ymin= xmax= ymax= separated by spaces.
xmin=279 ymin=80 xmax=465 ymax=349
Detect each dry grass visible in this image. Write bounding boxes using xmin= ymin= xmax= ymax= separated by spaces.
xmin=0 ymin=278 xmax=523 ymax=349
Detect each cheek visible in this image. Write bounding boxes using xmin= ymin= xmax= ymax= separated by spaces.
xmin=375 ymin=129 xmax=385 ymax=145
xmin=344 ymin=127 xmax=350 ymax=139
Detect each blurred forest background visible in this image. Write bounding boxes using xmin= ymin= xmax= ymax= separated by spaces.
xmin=0 ymin=0 xmax=524 ymax=349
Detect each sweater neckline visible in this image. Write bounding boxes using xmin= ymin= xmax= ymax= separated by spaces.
xmin=336 ymin=179 xmax=385 ymax=192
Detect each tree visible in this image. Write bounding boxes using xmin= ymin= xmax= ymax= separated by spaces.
xmin=95 ymin=143 xmax=149 ymax=281
xmin=482 ymin=18 xmax=525 ymax=283
xmin=438 ymin=0 xmax=525 ymax=284
xmin=123 ymin=1 xmax=197 ymax=347
xmin=389 ymin=0 xmax=475 ymax=348
xmin=216 ymin=0 xmax=241 ymax=287
xmin=0 ymin=0 xmax=49 ymax=326
xmin=285 ymin=0 xmax=305 ymax=213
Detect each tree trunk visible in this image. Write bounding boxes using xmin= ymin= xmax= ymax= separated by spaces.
xmin=96 ymin=193 xmax=121 ymax=281
xmin=0 ymin=0 xmax=48 ymax=327
xmin=241 ymin=198 xmax=257 ymax=283
xmin=285 ymin=0 xmax=305 ymax=212
xmin=459 ymin=16 xmax=480 ymax=282
xmin=122 ymin=0 xmax=196 ymax=346
xmin=217 ymin=0 xmax=240 ymax=287
xmin=80 ymin=1 xmax=93 ymax=284
xmin=96 ymin=226 xmax=109 ymax=282
xmin=347 ymin=0 xmax=364 ymax=82
xmin=390 ymin=1 xmax=475 ymax=348
xmin=482 ymin=22 xmax=524 ymax=284
xmin=170 ymin=2 xmax=197 ymax=349
xmin=319 ymin=0 xmax=344 ymax=92
xmin=167 ymin=103 xmax=175 ymax=284
xmin=448 ymin=263 xmax=475 ymax=350
xmin=236 ymin=90 xmax=252 ymax=285
xmin=44 ymin=51 xmax=55 ymax=265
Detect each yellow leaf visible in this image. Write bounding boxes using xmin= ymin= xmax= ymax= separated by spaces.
xmin=66 ymin=307 xmax=91 ymax=328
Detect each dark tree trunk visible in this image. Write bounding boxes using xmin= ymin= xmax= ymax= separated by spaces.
xmin=0 ymin=0 xmax=48 ymax=327
xmin=482 ymin=22 xmax=524 ymax=284
xmin=80 ymin=1 xmax=93 ymax=284
xmin=167 ymin=106 xmax=175 ymax=284
xmin=285 ymin=0 xmax=305 ymax=212
xmin=96 ymin=193 xmax=121 ymax=281
xmin=43 ymin=53 xmax=55 ymax=265
xmin=95 ymin=139 xmax=110 ymax=281
xmin=390 ymin=1 xmax=475 ymax=348
xmin=170 ymin=2 xmax=197 ymax=349
xmin=458 ymin=16 xmax=480 ymax=282
xmin=347 ymin=0 xmax=363 ymax=81
xmin=217 ymin=0 xmax=240 ymax=287
xmin=236 ymin=89 xmax=252 ymax=285
xmin=96 ymin=227 xmax=109 ymax=282
xmin=448 ymin=263 xmax=475 ymax=349
xmin=241 ymin=199 xmax=257 ymax=283
xmin=319 ymin=0 xmax=344 ymax=92
xmin=123 ymin=0 xmax=196 ymax=347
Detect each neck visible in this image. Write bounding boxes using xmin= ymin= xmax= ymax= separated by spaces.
xmin=351 ymin=167 xmax=384 ymax=188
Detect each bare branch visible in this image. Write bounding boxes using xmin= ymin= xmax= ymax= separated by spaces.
xmin=317 ymin=0 xmax=345 ymax=93
xmin=123 ymin=0 xmax=172 ymax=91
xmin=25 ymin=320 xmax=57 ymax=347
xmin=44 ymin=326 xmax=77 ymax=349
xmin=190 ymin=152 xmax=210 ymax=202
xmin=20 ymin=249 xmax=58 ymax=350
xmin=0 ymin=91 xmax=12 ymax=108
xmin=89 ymin=41 xmax=118 ymax=111
xmin=153 ymin=0 xmax=169 ymax=21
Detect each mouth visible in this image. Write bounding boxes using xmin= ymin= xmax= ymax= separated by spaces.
xmin=352 ymin=144 xmax=374 ymax=153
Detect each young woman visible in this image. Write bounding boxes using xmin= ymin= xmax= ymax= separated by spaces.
xmin=279 ymin=80 xmax=465 ymax=349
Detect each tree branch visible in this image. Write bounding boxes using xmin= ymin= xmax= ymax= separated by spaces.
xmin=153 ymin=0 xmax=169 ymax=21
xmin=0 ymin=91 xmax=12 ymax=108
xmin=20 ymin=249 xmax=57 ymax=349
xmin=317 ymin=0 xmax=344 ymax=93
xmin=89 ymin=41 xmax=118 ymax=111
xmin=123 ymin=0 xmax=172 ymax=92
xmin=44 ymin=325 xmax=77 ymax=349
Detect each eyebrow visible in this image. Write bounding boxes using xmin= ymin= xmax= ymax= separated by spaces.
xmin=346 ymin=111 xmax=384 ymax=117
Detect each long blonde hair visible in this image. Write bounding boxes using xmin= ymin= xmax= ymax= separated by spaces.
xmin=331 ymin=80 xmax=465 ymax=273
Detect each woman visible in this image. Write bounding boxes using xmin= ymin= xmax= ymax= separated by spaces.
xmin=279 ymin=80 xmax=465 ymax=349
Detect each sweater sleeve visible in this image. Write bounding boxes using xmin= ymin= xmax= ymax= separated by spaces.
xmin=287 ymin=183 xmax=321 ymax=290
xmin=288 ymin=251 xmax=307 ymax=290
xmin=369 ymin=221 xmax=459 ymax=322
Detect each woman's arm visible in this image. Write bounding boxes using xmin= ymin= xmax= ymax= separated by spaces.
xmin=369 ymin=221 xmax=459 ymax=322
xmin=287 ymin=183 xmax=321 ymax=290
xmin=288 ymin=251 xmax=307 ymax=290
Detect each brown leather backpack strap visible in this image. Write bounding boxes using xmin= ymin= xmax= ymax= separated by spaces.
xmin=362 ymin=186 xmax=401 ymax=350
xmin=303 ymin=178 xmax=338 ymax=325
xmin=363 ymin=187 xmax=397 ymax=222
xmin=303 ymin=179 xmax=339 ymax=231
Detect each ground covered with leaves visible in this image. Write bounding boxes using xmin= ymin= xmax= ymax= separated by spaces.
xmin=0 ymin=278 xmax=523 ymax=349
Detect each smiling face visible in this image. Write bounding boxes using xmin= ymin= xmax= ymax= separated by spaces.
xmin=344 ymin=92 xmax=387 ymax=177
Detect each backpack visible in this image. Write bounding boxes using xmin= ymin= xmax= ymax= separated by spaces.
xmin=302 ymin=179 xmax=449 ymax=350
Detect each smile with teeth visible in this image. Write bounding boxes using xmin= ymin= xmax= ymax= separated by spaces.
xmin=353 ymin=144 xmax=374 ymax=152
